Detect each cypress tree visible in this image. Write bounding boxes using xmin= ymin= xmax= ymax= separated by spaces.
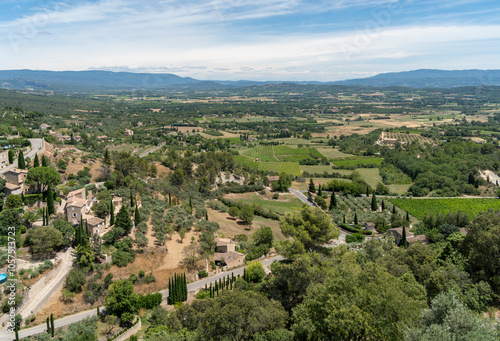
xmin=343 ymin=215 xmax=346 ymax=224
xmin=109 ymin=200 xmax=115 ymax=226
xmin=134 ymin=205 xmax=141 ymax=225
xmin=46 ymin=317 xmax=50 ymax=334
xmin=50 ymin=313 xmax=54 ymax=337
xmin=406 ymin=211 xmax=410 ymax=222
xmin=130 ymin=191 xmax=135 ymax=208
xmin=317 ymin=184 xmax=322 ymax=196
xmin=354 ymin=212 xmax=358 ymax=225
xmin=308 ymin=178 xmax=315 ymax=193
xmin=329 ymin=191 xmax=337 ymax=210
xmin=17 ymin=150 xmax=26 ymax=169
xmin=42 ymin=208 xmax=45 ymax=226
xmin=15 ymin=329 xmax=19 ymax=341
xmin=8 ymin=149 xmax=14 ymax=164
xmin=42 ymin=155 xmax=49 ymax=167
xmin=104 ymin=149 xmax=111 ymax=166
xmin=168 ymin=278 xmax=172 ymax=304
xmin=392 ymin=205 xmax=397 ymax=214
xmin=97 ymin=306 xmax=100 ymax=316
xmin=85 ymin=221 xmax=90 ymax=245
xmin=371 ymin=193 xmax=377 ymax=211
xmin=33 ymin=154 xmax=40 ymax=167
xmin=382 ymin=200 xmax=386 ymax=211
xmin=401 ymin=225 xmax=408 ymax=249
xmin=205 ymin=211 xmax=208 ymax=220
xmin=47 ymin=184 xmax=55 ymax=215
xmin=366 ymin=186 xmax=370 ymax=197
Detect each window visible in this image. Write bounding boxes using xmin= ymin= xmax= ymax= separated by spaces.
xmin=72 ymin=213 xmax=77 ymax=218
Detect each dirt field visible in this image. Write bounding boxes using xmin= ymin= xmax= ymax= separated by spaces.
xmin=206 ymin=208 xmax=287 ymax=242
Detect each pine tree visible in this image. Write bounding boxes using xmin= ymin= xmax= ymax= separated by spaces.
xmin=308 ymin=178 xmax=315 ymax=193
xmin=115 ymin=205 xmax=133 ymax=234
xmin=109 ymin=200 xmax=115 ymax=226
xmin=47 ymin=184 xmax=55 ymax=215
xmin=17 ymin=150 xmax=26 ymax=169
xmin=317 ymin=184 xmax=322 ymax=196
xmin=329 ymin=191 xmax=337 ymax=210
xmin=354 ymin=212 xmax=358 ymax=225
xmin=371 ymin=193 xmax=377 ymax=211
xmin=134 ymin=205 xmax=141 ymax=226
xmin=50 ymin=313 xmax=54 ymax=337
xmin=33 ymin=154 xmax=40 ymax=168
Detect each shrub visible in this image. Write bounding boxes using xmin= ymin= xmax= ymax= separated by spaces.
xmin=198 ymin=270 xmax=208 ymax=278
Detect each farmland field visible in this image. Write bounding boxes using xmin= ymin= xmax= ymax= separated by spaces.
xmin=332 ymin=157 xmax=383 ymax=168
xmin=355 ymin=168 xmax=383 ymax=188
xmin=234 ymin=155 xmax=301 ymax=176
xmin=315 ymin=147 xmax=354 ymax=159
xmin=389 ymin=198 xmax=500 ymax=219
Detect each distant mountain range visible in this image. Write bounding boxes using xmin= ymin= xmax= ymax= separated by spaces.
xmin=1 ymin=69 xmax=500 ymax=92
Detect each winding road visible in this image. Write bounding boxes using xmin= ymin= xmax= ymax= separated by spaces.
xmin=0 ymin=138 xmax=45 ymax=175
xmin=0 ymin=255 xmax=283 ymax=341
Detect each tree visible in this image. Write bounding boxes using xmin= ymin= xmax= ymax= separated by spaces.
xmin=405 ymin=291 xmax=499 ymax=341
xmin=314 ymin=195 xmax=327 ymax=210
xmin=228 ymin=206 xmax=239 ymax=220
xmin=130 ymin=190 xmax=135 ymax=208
xmin=329 ymin=191 xmax=337 ymax=210
xmin=246 ymin=261 xmax=266 ymax=283
xmin=47 ymin=184 xmax=55 ymax=215
xmin=4 ymin=195 xmax=23 ymax=209
xmin=105 ymin=279 xmax=139 ymax=321
xmin=65 ymin=268 xmax=86 ymax=293
xmin=308 ymin=178 xmax=315 ymax=193
xmin=104 ymin=149 xmax=111 ymax=166
xmin=41 ymin=155 xmax=49 ymax=167
xmin=24 ymin=226 xmax=63 ymax=255
xmin=148 ymin=306 xmax=169 ymax=328
xmin=371 ymin=193 xmax=377 ymax=211
xmin=91 ymin=201 xmax=110 ymax=218
xmin=104 ymin=315 xmax=119 ymax=335
xmin=401 ymin=225 xmax=408 ymax=249
xmin=292 ymin=261 xmax=426 ymax=341
xmin=115 ymin=205 xmax=133 ymax=234
xmin=8 ymin=150 xmax=14 ymax=164
xmin=17 ymin=150 xmax=25 ymax=169
xmin=109 ymin=199 xmax=115 ymax=226
xmin=134 ymin=205 xmax=141 ymax=225
xmin=52 ymin=219 xmax=74 ymax=246
xmin=238 ymin=205 xmax=254 ymax=225
xmin=33 ymin=154 xmax=39 ymax=168
xmin=75 ymin=244 xmax=95 ymax=272
xmin=253 ymin=226 xmax=273 ymax=248
xmin=279 ymin=206 xmax=339 ymax=257
xmin=167 ymin=290 xmax=288 ymax=340
xmin=317 ymin=184 xmax=322 ymax=196
xmin=271 ymin=173 xmax=292 ymax=192
xmin=354 ymin=212 xmax=359 ymax=225
xmin=25 ymin=167 xmax=61 ymax=190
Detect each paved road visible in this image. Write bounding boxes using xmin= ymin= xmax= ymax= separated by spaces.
xmin=0 ymin=255 xmax=283 ymax=340
xmin=288 ymin=188 xmax=314 ymax=207
xmin=0 ymin=309 xmax=97 ymax=341
xmin=0 ymin=138 xmax=44 ymax=175
xmin=138 ymin=142 xmax=166 ymax=158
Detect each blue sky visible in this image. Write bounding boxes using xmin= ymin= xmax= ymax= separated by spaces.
xmin=0 ymin=0 xmax=499 ymax=81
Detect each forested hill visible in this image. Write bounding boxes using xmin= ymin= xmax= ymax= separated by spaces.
xmin=0 ymin=69 xmax=200 ymax=91
xmin=2 ymin=69 xmax=500 ymax=92
xmin=333 ymin=69 xmax=500 ymax=88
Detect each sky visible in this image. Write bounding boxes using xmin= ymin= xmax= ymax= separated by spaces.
xmin=0 ymin=0 xmax=499 ymax=81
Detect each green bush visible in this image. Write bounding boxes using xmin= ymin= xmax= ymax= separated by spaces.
xmin=198 ymin=270 xmax=208 ymax=278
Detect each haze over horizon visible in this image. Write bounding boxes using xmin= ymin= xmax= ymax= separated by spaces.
xmin=1 ymin=0 xmax=499 ymax=82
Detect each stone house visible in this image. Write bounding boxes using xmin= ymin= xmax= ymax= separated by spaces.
xmin=214 ymin=238 xmax=245 ymax=269
xmin=3 ymin=168 xmax=28 ymax=196
xmin=86 ymin=216 xmax=105 ymax=237
xmin=65 ymin=198 xmax=86 ymax=226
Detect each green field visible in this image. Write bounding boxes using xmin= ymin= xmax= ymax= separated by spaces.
xmin=354 ymin=168 xmax=383 ymax=188
xmin=387 ymin=184 xmax=411 ymax=195
xmin=224 ymin=192 xmax=303 ymax=215
xmin=332 ymin=157 xmax=383 ymax=168
xmin=234 ymin=155 xmax=301 ymax=176
xmin=389 ymin=198 xmax=500 ymax=219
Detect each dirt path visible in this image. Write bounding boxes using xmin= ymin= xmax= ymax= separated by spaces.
xmin=17 ymin=248 xmax=73 ymax=320
xmin=271 ymin=146 xmax=279 ymax=161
